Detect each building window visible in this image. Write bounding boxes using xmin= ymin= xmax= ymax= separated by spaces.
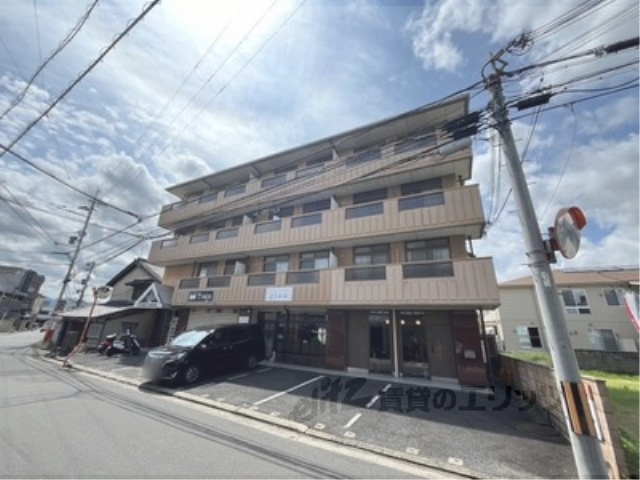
xmin=346 ymin=147 xmax=381 ymax=167
xmin=354 ymin=244 xmax=390 ymax=266
xmin=255 ymin=220 xmax=281 ymax=234
xmin=291 ymin=213 xmax=322 ymax=228
xmin=401 ymin=177 xmax=443 ymax=196
xmin=261 ymin=174 xmax=287 ymax=188
xmin=230 ymin=216 xmax=244 ymax=226
xmin=516 ymin=326 xmax=543 ymax=349
xmin=224 ymin=184 xmax=246 ymax=198
xmin=345 ymin=202 xmax=384 ymax=219
xmin=274 ymin=163 xmax=298 ymax=175
xmin=560 ymin=289 xmax=591 ymax=314
xmin=190 ymin=232 xmax=209 ymax=244
xmin=398 ymin=192 xmax=445 ymax=211
xmin=345 ymin=266 xmax=386 ymax=281
xmin=353 ymin=188 xmax=388 ymax=205
xmin=216 ymin=228 xmax=239 ymax=239
xmin=286 ymin=270 xmax=320 ymax=284
xmin=205 ymin=220 xmax=226 ymax=231
xmin=405 ymin=238 xmax=450 ymax=262
xmin=161 ymin=238 xmax=178 ymax=248
xmin=588 ymin=329 xmax=618 ymax=351
xmin=179 ymin=278 xmax=200 ymax=289
xmin=274 ymin=313 xmax=327 ymax=357
xmin=300 ymin=250 xmax=330 ymax=270
xmin=272 ymin=206 xmax=294 ymax=218
xmin=247 ymin=273 xmax=276 ymax=286
xmin=603 ymin=289 xmax=624 ymax=306
xmin=224 ymin=260 xmax=238 ymax=275
xmin=395 ymin=134 xmax=437 ymax=154
xmin=303 ymin=198 xmax=331 ymax=214
xmin=402 ymin=262 xmax=453 ymax=278
xmin=197 ymin=262 xmax=217 ymax=277
xmin=264 ymin=255 xmax=289 ymax=272
xmin=198 ymin=191 xmax=218 ymax=204
xmin=207 ymin=276 xmax=231 ymax=288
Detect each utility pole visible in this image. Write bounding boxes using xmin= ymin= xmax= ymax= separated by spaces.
xmin=75 ymin=262 xmax=96 ymax=307
xmin=44 ymin=195 xmax=98 ymax=344
xmin=485 ymin=71 xmax=608 ymax=478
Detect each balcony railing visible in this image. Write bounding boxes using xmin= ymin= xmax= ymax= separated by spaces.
xmin=149 ymin=185 xmax=485 ymax=265
xmin=169 ymin=258 xmax=499 ymax=309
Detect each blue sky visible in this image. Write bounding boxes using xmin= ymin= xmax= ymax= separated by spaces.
xmin=0 ymin=0 xmax=637 ymax=301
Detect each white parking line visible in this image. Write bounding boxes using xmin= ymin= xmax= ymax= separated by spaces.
xmin=227 ymin=373 xmax=249 ymax=381
xmin=366 ymin=395 xmax=380 ymax=408
xmin=253 ymin=375 xmax=324 ymax=406
xmin=343 ymin=413 xmax=362 ymax=429
xmin=382 ymin=383 xmax=392 ymax=393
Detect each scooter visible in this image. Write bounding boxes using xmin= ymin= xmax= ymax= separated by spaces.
xmin=97 ymin=333 xmax=118 ymax=355
xmin=105 ymin=332 xmax=141 ymax=357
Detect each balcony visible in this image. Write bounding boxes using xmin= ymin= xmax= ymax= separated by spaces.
xmin=149 ymin=185 xmax=485 ymax=265
xmin=169 ymin=257 xmax=499 ymax=309
xmin=157 ymin=145 xmax=471 ymax=229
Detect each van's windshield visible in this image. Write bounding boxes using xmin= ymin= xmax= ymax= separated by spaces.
xmin=169 ymin=330 xmax=209 ymax=347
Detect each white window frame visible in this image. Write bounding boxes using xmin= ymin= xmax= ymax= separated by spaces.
xmin=560 ymin=288 xmax=591 ymax=315
xmin=603 ymin=288 xmax=625 ymax=306
xmin=515 ymin=326 xmax=543 ymax=349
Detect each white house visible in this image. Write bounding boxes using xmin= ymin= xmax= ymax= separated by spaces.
xmin=487 ymin=267 xmax=639 ymax=353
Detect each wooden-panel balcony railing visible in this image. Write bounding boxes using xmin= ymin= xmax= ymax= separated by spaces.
xmin=149 ymin=185 xmax=485 ymax=265
xmin=170 ymin=257 xmax=499 ymax=309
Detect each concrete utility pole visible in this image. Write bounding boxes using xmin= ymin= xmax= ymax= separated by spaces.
xmin=44 ymin=195 xmax=98 ymax=344
xmin=485 ymin=72 xmax=608 ymax=478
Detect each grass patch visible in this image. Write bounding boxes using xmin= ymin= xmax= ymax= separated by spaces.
xmin=503 ymin=350 xmax=552 ymax=367
xmin=583 ymin=370 xmax=639 ymax=479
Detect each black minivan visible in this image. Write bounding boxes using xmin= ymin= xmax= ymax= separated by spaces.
xmin=143 ymin=324 xmax=266 ymax=385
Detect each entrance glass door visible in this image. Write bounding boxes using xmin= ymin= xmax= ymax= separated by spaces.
xmin=369 ymin=311 xmax=392 ymax=374
xmin=400 ymin=312 xmax=429 ymax=377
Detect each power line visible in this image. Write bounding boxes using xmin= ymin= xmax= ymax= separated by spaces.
xmin=0 ymin=0 xmax=161 ymax=163
xmin=0 ymin=0 xmax=100 ymax=121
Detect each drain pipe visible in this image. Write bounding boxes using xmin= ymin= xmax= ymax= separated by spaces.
xmin=392 ymin=309 xmax=400 ymax=378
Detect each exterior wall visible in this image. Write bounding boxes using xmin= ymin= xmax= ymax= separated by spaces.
xmin=164 ymin=264 xmax=196 ymax=289
xmin=149 ymin=185 xmax=485 ymax=265
xmin=109 ymin=266 xmax=157 ymax=303
xmin=499 ymin=285 xmax=639 ymax=352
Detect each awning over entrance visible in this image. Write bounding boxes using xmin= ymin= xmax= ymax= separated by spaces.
xmin=61 ymin=305 xmax=132 ymax=319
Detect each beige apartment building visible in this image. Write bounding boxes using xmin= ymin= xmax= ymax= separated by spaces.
xmin=148 ymin=95 xmax=499 ymax=386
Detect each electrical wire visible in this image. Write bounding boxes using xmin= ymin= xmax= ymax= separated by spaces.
xmin=0 ymin=0 xmax=161 ymax=165
xmin=0 ymin=0 xmax=100 ymax=121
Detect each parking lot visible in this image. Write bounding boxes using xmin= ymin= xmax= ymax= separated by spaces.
xmin=55 ymin=351 xmax=578 ymax=478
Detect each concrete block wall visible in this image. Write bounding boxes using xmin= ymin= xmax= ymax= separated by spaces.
xmin=499 ymin=355 xmax=628 ymax=479
xmin=575 ymin=350 xmax=639 ymax=375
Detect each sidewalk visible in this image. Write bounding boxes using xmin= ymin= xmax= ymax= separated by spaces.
xmin=42 ymin=348 xmax=577 ymax=479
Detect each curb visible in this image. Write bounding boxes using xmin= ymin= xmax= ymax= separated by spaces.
xmin=41 ymin=356 xmax=485 ymax=479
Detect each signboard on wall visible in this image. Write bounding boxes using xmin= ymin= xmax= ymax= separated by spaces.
xmin=265 ymin=287 xmax=293 ymax=302
xmin=188 ymin=291 xmax=214 ymax=302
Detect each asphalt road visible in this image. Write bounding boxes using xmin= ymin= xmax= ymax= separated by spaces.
xmin=0 ymin=331 xmax=459 ymax=479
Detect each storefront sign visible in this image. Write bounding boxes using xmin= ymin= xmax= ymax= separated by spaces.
xmin=265 ymin=287 xmax=293 ymax=302
xmin=187 ymin=290 xmax=214 ymax=302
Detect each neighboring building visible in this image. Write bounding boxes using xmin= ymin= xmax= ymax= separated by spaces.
xmin=0 ymin=265 xmax=45 ymax=331
xmin=148 ymin=95 xmax=499 ymax=386
xmin=491 ymin=267 xmax=639 ymax=353
xmin=55 ymin=258 xmax=173 ymax=351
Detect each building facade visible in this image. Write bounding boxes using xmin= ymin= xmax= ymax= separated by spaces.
xmin=0 ymin=265 xmax=45 ymax=331
xmin=148 ymin=96 xmax=499 ymax=386
xmin=489 ymin=268 xmax=639 ymax=353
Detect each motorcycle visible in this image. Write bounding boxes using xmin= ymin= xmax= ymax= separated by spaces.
xmin=97 ymin=333 xmax=118 ymax=355
xmin=105 ymin=331 xmax=141 ymax=357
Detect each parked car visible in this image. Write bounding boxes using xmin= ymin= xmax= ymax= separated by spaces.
xmin=143 ymin=324 xmax=266 ymax=385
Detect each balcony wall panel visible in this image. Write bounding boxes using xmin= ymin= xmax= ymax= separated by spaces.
xmin=149 ymin=185 xmax=485 ymax=265
xmin=171 ymin=258 xmax=499 ymax=308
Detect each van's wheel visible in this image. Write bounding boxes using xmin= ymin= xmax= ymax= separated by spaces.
xmin=246 ymin=354 xmax=258 ymax=370
xmin=181 ymin=364 xmax=200 ymax=385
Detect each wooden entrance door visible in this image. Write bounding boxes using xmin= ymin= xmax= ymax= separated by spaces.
xmin=452 ymin=312 xmax=487 ymax=387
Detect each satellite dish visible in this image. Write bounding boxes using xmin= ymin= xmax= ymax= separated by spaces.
xmin=554 ymin=207 xmax=586 ymax=259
